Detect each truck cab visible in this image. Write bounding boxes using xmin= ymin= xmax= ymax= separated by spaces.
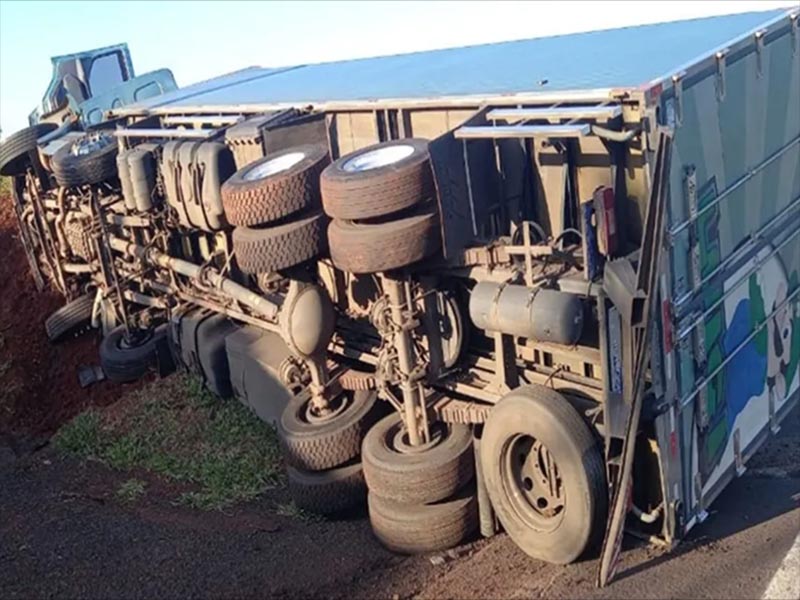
xmin=28 ymin=43 xmax=177 ymax=127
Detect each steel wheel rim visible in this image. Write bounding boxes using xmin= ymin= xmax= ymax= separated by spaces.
xmin=500 ymin=434 xmax=565 ymax=532
xmin=245 ymin=151 xmax=305 ymax=181
xmin=72 ymin=133 xmax=112 ymax=156
xmin=341 ymin=145 xmax=414 ymax=172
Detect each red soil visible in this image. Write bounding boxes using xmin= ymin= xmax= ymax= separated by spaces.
xmin=0 ymin=193 xmax=125 ymax=435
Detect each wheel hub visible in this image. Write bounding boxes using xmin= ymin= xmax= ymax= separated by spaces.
xmin=392 ymin=421 xmax=444 ymax=454
xmin=305 ymin=392 xmax=349 ymax=424
xmin=503 ymin=434 xmax=565 ymax=531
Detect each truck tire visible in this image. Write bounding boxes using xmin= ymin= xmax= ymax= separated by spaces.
xmin=100 ymin=325 xmax=165 ymax=383
xmin=279 ymin=390 xmax=379 ymax=471
xmin=480 ymin=385 xmax=607 ymax=565
xmin=286 ymin=461 xmax=366 ymax=515
xmin=328 ymin=205 xmax=440 ymax=274
xmin=222 ymin=145 xmax=329 ymax=226
xmin=362 ymin=413 xmax=474 ymax=505
xmin=321 ymin=139 xmax=434 ymax=220
xmin=233 ymin=211 xmax=326 ymax=274
xmin=51 ymin=133 xmax=118 ymax=187
xmin=0 ymin=123 xmax=57 ymax=176
xmin=44 ymin=292 xmax=95 ymax=343
xmin=367 ymin=487 xmax=478 ymax=554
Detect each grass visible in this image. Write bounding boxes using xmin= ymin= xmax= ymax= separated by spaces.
xmin=275 ymin=501 xmax=323 ymax=523
xmin=54 ymin=372 xmax=284 ymax=510
xmin=0 ymin=176 xmax=11 ymax=198
xmin=116 ymin=478 xmax=146 ymax=503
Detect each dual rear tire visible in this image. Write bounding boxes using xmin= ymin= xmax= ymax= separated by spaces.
xmin=222 ymin=145 xmax=330 ymax=274
xmin=320 ymin=139 xmax=442 ymax=274
xmin=277 ymin=390 xmax=382 ymax=515
xmin=362 ymin=413 xmax=478 ymax=554
xmin=359 ymin=386 xmax=606 ymax=562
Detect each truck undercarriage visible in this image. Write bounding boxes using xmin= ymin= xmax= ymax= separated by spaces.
xmin=1 ymin=8 xmax=797 ymax=587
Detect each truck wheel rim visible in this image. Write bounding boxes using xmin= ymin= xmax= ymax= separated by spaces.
xmin=341 ymin=145 xmax=414 ymax=172
xmin=245 ymin=151 xmax=305 ymax=181
xmin=72 ymin=133 xmax=112 ymax=156
xmin=501 ymin=434 xmax=565 ymax=531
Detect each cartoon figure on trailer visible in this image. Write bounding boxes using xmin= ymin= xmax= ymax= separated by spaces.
xmin=694 ymin=177 xmax=800 ymax=482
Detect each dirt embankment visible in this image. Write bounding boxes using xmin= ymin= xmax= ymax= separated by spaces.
xmin=0 ymin=192 xmax=123 ymax=439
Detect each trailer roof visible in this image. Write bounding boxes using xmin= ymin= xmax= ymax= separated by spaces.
xmin=126 ymin=9 xmax=791 ymax=113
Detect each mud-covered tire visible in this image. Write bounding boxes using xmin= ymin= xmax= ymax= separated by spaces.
xmin=44 ymin=292 xmax=95 ymax=343
xmin=287 ymin=462 xmax=366 ymax=515
xmin=321 ymin=139 xmax=434 ymax=220
xmin=368 ymin=487 xmax=478 ymax=554
xmin=0 ymin=124 xmax=57 ymax=176
xmin=52 ymin=134 xmax=118 ymax=187
xmin=222 ymin=145 xmax=329 ymax=227
xmin=328 ymin=205 xmax=440 ymax=274
xmin=481 ymin=385 xmax=607 ymax=565
xmin=362 ymin=413 xmax=474 ymax=505
xmin=100 ymin=325 xmax=165 ymax=383
xmin=279 ymin=390 xmax=379 ymax=471
xmin=233 ymin=211 xmax=326 ymax=274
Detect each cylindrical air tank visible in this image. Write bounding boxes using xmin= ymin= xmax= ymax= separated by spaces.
xmin=469 ymin=281 xmax=584 ymax=345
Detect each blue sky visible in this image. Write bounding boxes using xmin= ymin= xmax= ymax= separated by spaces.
xmin=0 ymin=0 xmax=794 ymax=136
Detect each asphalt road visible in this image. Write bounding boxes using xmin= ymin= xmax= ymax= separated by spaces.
xmin=1 ymin=405 xmax=798 ymax=599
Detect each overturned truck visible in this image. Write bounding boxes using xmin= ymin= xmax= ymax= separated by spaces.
xmin=1 ymin=9 xmax=798 ymax=585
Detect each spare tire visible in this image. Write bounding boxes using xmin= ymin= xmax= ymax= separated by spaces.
xmin=44 ymin=292 xmax=95 ymax=343
xmin=321 ymin=139 xmax=434 ymax=220
xmin=233 ymin=210 xmax=327 ymax=274
xmin=52 ymin=133 xmax=118 ymax=187
xmin=328 ymin=204 xmax=440 ymax=274
xmin=0 ymin=123 xmax=57 ymax=176
xmin=221 ymin=145 xmax=329 ymax=227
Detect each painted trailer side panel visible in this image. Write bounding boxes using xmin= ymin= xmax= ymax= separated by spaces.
xmin=659 ymin=18 xmax=800 ymax=532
